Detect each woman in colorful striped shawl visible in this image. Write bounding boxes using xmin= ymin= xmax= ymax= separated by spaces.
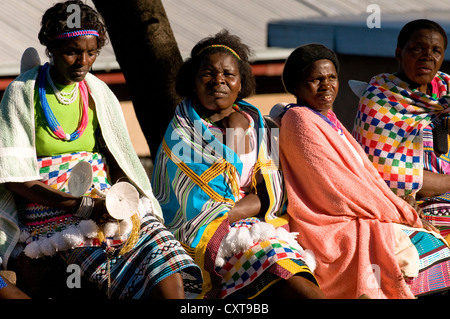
xmin=352 ymin=19 xmax=450 ymax=236
xmin=151 ymin=30 xmax=323 ymax=299
xmin=0 ymin=1 xmax=201 ymax=299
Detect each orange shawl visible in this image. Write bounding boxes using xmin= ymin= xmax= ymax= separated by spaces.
xmin=280 ymin=106 xmax=422 ymax=299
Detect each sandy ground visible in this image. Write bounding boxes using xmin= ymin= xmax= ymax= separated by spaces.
xmin=122 ymin=92 xmax=296 ymax=157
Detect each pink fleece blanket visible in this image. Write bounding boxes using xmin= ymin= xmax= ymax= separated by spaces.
xmin=280 ymin=107 xmax=423 ymax=299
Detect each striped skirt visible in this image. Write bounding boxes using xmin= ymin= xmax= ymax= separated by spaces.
xmin=419 ymin=196 xmax=450 ymax=237
xmin=404 ymin=228 xmax=450 ymax=297
xmin=19 ymin=152 xmax=202 ymax=298
xmin=420 ymin=127 xmax=450 ymax=237
xmin=60 ymin=213 xmax=203 ymax=299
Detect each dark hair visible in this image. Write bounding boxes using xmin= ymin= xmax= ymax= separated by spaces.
xmin=175 ymin=29 xmax=255 ymax=99
xmin=397 ymin=19 xmax=448 ymax=49
xmin=282 ymin=43 xmax=339 ymax=96
xmin=38 ymin=0 xmax=108 ymax=54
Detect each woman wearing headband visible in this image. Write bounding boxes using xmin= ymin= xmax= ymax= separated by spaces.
xmin=151 ymin=30 xmax=324 ymax=299
xmin=0 ymin=0 xmax=201 ymax=299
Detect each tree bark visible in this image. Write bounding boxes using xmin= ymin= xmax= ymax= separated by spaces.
xmin=92 ymin=0 xmax=182 ymax=162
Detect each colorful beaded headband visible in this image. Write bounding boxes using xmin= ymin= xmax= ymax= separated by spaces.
xmin=55 ymin=29 xmax=99 ymax=40
xmin=197 ymin=44 xmax=241 ymax=60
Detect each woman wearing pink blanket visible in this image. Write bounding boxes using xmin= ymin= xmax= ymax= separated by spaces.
xmin=278 ymin=44 xmax=450 ymax=298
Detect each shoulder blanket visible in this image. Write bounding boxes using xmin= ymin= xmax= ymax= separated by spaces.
xmin=352 ymin=72 xmax=450 ymax=196
xmin=280 ymin=106 xmax=422 ymax=298
xmin=152 ymin=98 xmax=287 ymax=298
xmin=0 ymin=66 xmax=162 ymax=267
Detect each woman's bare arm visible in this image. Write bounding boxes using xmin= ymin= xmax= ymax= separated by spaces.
xmin=418 ymin=170 xmax=450 ymax=198
xmin=5 ymin=180 xmax=109 ymax=222
xmin=5 ymin=180 xmax=81 ymax=213
xmin=227 ymin=182 xmax=269 ymax=224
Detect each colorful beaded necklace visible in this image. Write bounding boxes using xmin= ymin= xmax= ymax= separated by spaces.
xmin=38 ymin=62 xmax=89 ymax=141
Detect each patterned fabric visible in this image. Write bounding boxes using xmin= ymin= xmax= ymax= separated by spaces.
xmin=283 ymin=103 xmax=343 ymax=133
xmin=418 ymin=201 xmax=450 ymax=237
xmin=38 ymin=152 xmax=110 ymax=193
xmin=153 ymin=99 xmax=286 ymax=242
xmin=17 ymin=151 xmax=202 ymax=298
xmin=152 ymin=98 xmax=316 ymax=299
xmin=403 ymin=229 xmax=450 ymax=296
xmin=352 ymin=72 xmax=450 ymax=196
xmin=20 ymin=152 xmax=116 ymax=249
xmin=418 ymin=120 xmax=450 ymax=235
xmin=422 ymin=119 xmax=450 ymax=175
xmin=0 ymin=65 xmax=163 ymax=269
xmin=60 ymin=213 xmax=202 ymax=299
xmin=0 ymin=275 xmax=6 ymax=289
xmin=217 ymin=220 xmax=311 ymax=298
xmin=201 ymin=107 xmax=257 ymax=196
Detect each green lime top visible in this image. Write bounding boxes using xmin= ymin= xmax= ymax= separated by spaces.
xmin=34 ymin=81 xmax=98 ymax=157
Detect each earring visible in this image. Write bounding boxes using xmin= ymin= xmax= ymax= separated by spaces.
xmin=49 ymin=52 xmax=54 ymax=66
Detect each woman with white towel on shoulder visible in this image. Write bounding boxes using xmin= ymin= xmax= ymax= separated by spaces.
xmin=0 ymin=0 xmax=201 ymax=299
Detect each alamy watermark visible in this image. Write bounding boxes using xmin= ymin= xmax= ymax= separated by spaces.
xmin=66 ymin=264 xmax=81 ymax=289
xmin=366 ymin=264 xmax=381 ymax=290
xmin=66 ymin=4 xmax=81 ymax=28
xmin=366 ymin=4 xmax=381 ymax=29
xmin=169 ymin=121 xmax=280 ymax=166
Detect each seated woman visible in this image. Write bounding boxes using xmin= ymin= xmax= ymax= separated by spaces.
xmin=352 ymin=19 xmax=450 ymax=236
xmin=278 ymin=43 xmax=450 ymax=298
xmin=151 ymin=30 xmax=324 ymax=299
xmin=0 ymin=0 xmax=201 ymax=299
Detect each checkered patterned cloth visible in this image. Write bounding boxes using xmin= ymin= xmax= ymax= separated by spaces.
xmin=216 ymin=218 xmax=312 ymax=298
xmin=353 ymin=72 xmax=450 ymax=196
xmin=39 ymin=151 xmax=110 ymax=193
xmin=21 ymin=152 xmax=111 ymax=244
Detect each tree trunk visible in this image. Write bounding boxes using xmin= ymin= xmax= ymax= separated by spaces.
xmin=92 ymin=0 xmax=182 ymax=162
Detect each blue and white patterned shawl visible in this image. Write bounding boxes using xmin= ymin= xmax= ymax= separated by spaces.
xmin=152 ymin=98 xmax=287 ymax=248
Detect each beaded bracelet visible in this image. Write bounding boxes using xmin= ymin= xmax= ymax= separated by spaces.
xmin=74 ymin=196 xmax=95 ymax=219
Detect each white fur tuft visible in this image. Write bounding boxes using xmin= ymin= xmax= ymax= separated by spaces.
xmin=103 ymin=222 xmax=118 ymax=238
xmin=24 ymin=240 xmax=41 ymax=259
xmin=249 ymin=222 xmax=276 ymax=243
xmin=215 ymin=221 xmax=318 ymax=272
xmin=61 ymin=226 xmax=84 ymax=249
xmin=49 ymin=232 xmax=65 ymax=251
xmin=303 ymin=249 xmax=317 ymax=272
xmin=119 ymin=219 xmax=133 ymax=238
xmin=78 ymin=219 xmax=99 ymax=238
xmin=39 ymin=237 xmax=56 ymax=256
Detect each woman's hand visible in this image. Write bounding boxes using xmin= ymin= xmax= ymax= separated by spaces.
xmin=420 ymin=218 xmax=440 ymax=233
xmin=400 ymin=195 xmax=423 ymax=216
xmin=90 ymin=197 xmax=117 ymax=223
xmin=5 ymin=180 xmax=81 ymax=213
xmin=5 ymin=180 xmax=117 ymax=223
xmin=227 ymin=193 xmax=262 ymax=224
xmin=227 ymin=181 xmax=270 ymax=224
xmin=400 ymin=195 xmax=440 ymax=233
